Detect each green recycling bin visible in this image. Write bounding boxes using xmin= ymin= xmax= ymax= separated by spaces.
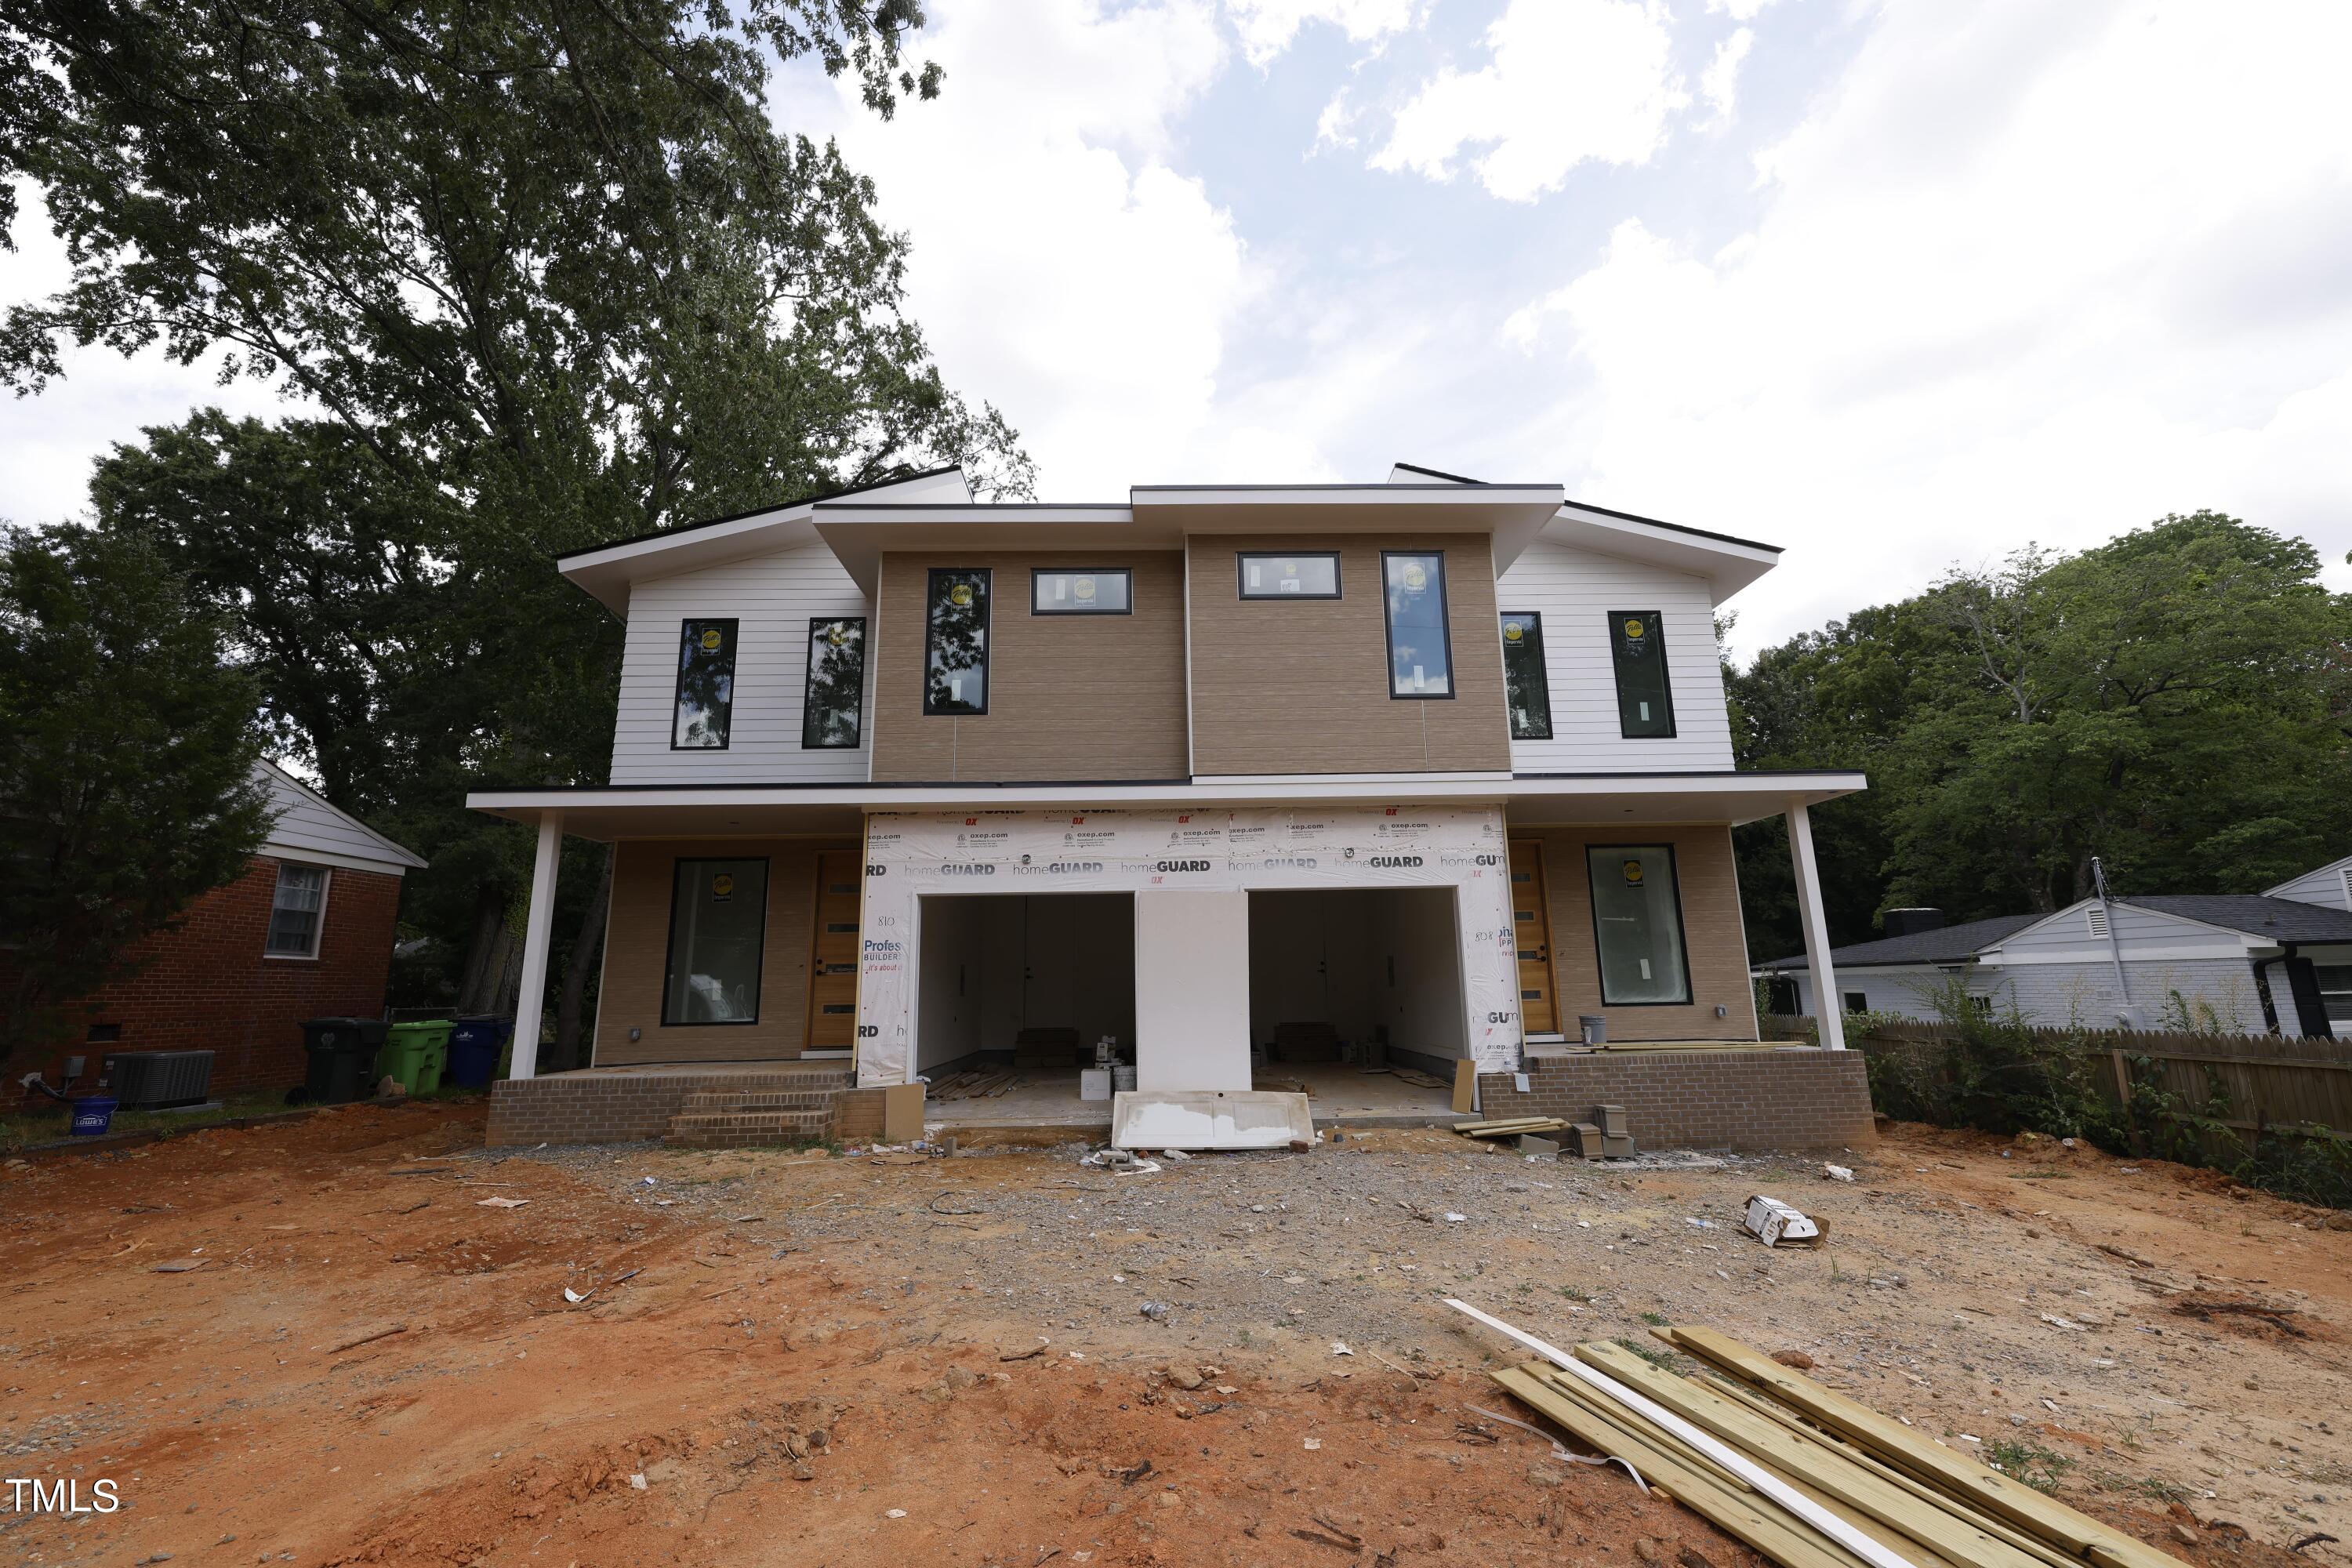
xmin=379 ymin=1020 xmax=454 ymax=1095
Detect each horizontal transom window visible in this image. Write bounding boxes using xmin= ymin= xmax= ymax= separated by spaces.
xmin=1031 ymin=568 xmax=1131 ymax=615
xmin=1237 ymin=553 xmax=1339 ymax=599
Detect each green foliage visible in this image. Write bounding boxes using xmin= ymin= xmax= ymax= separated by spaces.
xmin=2 ymin=1 xmax=1038 ymax=1016
xmin=1983 ymin=1439 xmax=2075 ymax=1494
xmin=1732 ymin=514 xmax=2352 ymax=959
xmin=1858 ymin=981 xmax=2123 ymax=1145
xmin=0 ymin=527 xmax=270 ymax=1068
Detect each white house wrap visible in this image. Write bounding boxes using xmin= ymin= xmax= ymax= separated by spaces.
xmin=855 ymin=804 xmax=1521 ymax=1087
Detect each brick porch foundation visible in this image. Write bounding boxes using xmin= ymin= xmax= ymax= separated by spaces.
xmin=486 ymin=1064 xmax=858 ymax=1147
xmin=1476 ymin=1047 xmax=1875 ymax=1151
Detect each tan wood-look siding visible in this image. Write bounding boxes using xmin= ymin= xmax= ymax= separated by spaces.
xmin=869 ymin=551 xmax=1189 ymax=782
xmin=1516 ymin=824 xmax=1758 ymax=1041
xmin=593 ymin=838 xmax=855 ymax=1065
xmin=1187 ymin=534 xmax=1511 ymax=776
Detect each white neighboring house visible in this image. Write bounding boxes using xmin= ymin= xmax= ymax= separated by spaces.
xmin=1755 ymin=869 xmax=2352 ymax=1038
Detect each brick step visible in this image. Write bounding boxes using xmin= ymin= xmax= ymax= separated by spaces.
xmin=677 ymin=1090 xmax=839 ymax=1113
xmin=662 ymin=1108 xmax=833 ymax=1149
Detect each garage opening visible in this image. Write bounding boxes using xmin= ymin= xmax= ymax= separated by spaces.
xmin=1247 ymin=887 xmax=1465 ymax=1112
xmin=916 ymin=893 xmax=1136 ymax=1100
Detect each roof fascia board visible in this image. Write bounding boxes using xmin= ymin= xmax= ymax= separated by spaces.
xmin=1539 ymin=504 xmax=1781 ymax=606
xmin=811 ymin=506 xmax=1162 ymax=598
xmin=258 ymin=758 xmax=428 ymax=869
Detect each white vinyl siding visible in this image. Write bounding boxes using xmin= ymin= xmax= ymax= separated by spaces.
xmin=2267 ymin=858 xmax=2352 ymax=912
xmin=1494 ymin=541 xmax=1734 ymax=772
xmin=255 ymin=760 xmax=425 ymax=875
xmin=611 ymin=543 xmax=875 ymax=783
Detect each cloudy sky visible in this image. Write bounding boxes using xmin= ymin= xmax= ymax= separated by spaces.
xmin=7 ymin=0 xmax=2350 ymax=654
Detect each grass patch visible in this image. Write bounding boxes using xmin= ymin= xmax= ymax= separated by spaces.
xmin=1984 ymin=1439 xmax=2075 ymax=1494
xmin=0 ymin=1089 xmax=295 ymax=1154
xmin=2093 ymin=1468 xmax=2189 ymax=1503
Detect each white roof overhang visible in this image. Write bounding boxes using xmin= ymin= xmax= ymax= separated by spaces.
xmin=555 ymin=468 xmax=974 ymax=613
xmin=1134 ymin=483 xmax=1567 ymax=572
xmin=467 ymin=770 xmax=1866 ymax=841
xmin=812 ymin=505 xmax=1163 ymax=598
xmin=1539 ymin=503 xmax=1781 ymax=605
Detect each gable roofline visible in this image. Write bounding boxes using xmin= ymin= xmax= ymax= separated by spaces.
xmin=2267 ymin=852 xmax=2352 ymax=897
xmin=554 ymin=466 xmax=966 ymax=564
xmin=1755 ymin=911 xmax=2041 ymax=971
xmin=256 ymin=757 xmax=428 ymax=872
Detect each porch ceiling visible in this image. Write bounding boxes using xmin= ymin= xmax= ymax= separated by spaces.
xmin=465 ymin=769 xmax=1865 ymax=840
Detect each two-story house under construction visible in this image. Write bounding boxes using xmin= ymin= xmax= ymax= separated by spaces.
xmin=469 ymin=465 xmax=1872 ymax=1149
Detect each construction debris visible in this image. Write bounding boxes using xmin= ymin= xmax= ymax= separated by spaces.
xmin=1452 ymin=1300 xmax=2194 ymax=1568
xmin=1741 ymin=1195 xmax=1823 ymax=1248
xmin=926 ymin=1069 xmax=1022 ymax=1102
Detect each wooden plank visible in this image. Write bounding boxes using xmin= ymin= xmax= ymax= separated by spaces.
xmin=1576 ymin=1342 xmax=2049 ymax=1568
xmin=1452 ymin=1057 xmax=1478 ymax=1115
xmin=1667 ymin=1327 xmax=2188 ymax=1568
xmin=1693 ymin=1374 xmax=2085 ymax=1568
xmin=1492 ymin=1365 xmax=1872 ymax=1568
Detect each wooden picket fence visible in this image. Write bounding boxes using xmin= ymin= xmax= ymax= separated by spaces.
xmin=1761 ymin=1013 xmax=2352 ymax=1138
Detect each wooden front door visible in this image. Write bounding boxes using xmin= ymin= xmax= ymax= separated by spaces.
xmin=805 ymin=850 xmax=862 ymax=1051
xmin=1508 ymin=841 xmax=1559 ymax=1036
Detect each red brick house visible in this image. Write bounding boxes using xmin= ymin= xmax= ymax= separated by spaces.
xmin=38 ymin=760 xmax=427 ymax=1097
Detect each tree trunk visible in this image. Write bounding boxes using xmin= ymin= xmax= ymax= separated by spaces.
xmin=454 ymin=883 xmax=506 ymax=1013
xmin=550 ymin=844 xmax=615 ymax=1073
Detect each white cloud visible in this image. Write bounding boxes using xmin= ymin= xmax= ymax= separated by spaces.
xmin=1700 ymin=27 xmax=1755 ymax=125
xmin=1500 ymin=0 xmax=2352 ymax=649
xmin=1314 ymin=86 xmax=1361 ymax=151
xmin=1371 ymin=0 xmax=1687 ymax=201
xmin=0 ymin=180 xmax=297 ymax=531
xmin=1708 ymin=0 xmax=1780 ymax=20
xmin=1225 ymin=0 xmax=1419 ymax=68
xmin=815 ymin=0 xmax=1258 ymax=494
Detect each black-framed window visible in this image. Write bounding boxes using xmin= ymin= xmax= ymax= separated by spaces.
xmin=662 ymin=858 xmax=768 ymax=1025
xmin=1608 ymin=610 xmax=1675 ymax=738
xmin=1237 ymin=552 xmax=1339 ymax=599
xmin=1585 ymin=844 xmax=1692 ymax=1005
xmin=802 ymin=617 xmax=867 ymax=749
xmin=1842 ymin=992 xmax=1869 ymax=1014
xmin=1031 ymin=568 xmax=1131 ymax=615
xmin=1500 ymin=611 xmax=1552 ymax=739
xmin=672 ymin=619 xmax=739 ymax=750
xmin=1381 ymin=551 xmax=1453 ymax=698
xmin=924 ymin=568 xmax=991 ymax=715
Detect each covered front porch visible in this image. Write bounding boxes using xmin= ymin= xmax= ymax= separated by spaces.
xmin=466 ymin=771 xmax=1866 ymax=1147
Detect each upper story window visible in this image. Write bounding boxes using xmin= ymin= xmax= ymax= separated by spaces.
xmin=924 ymin=568 xmax=991 ymax=715
xmin=1607 ymin=610 xmax=1675 ymax=739
xmin=803 ymin=617 xmax=866 ymax=749
xmin=672 ymin=618 xmax=738 ymax=750
xmin=1500 ymin=612 xmax=1552 ymax=739
xmin=1237 ymin=552 xmax=1338 ymax=599
xmin=1381 ymin=551 xmax=1453 ymax=698
xmin=265 ymin=862 xmax=329 ymax=958
xmin=1032 ymin=568 xmax=1131 ymax=615
xmin=1585 ymin=844 xmax=1691 ymax=1005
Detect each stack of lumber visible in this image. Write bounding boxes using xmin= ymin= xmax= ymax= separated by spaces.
xmin=927 ymin=1069 xmax=1020 ymax=1102
xmin=1452 ymin=1116 xmax=1571 ymax=1139
xmin=1454 ymin=1302 xmax=2188 ymax=1568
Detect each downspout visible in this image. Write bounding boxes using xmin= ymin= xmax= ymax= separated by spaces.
xmin=2091 ymin=856 xmax=2135 ymax=1027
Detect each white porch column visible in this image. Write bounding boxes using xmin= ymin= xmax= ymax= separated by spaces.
xmin=1787 ymin=800 xmax=1846 ymax=1051
xmin=508 ymin=811 xmax=564 ymax=1080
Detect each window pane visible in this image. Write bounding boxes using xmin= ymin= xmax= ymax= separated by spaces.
xmin=673 ymin=619 xmax=738 ymax=749
xmin=1500 ymin=612 xmax=1552 ymax=739
xmin=924 ymin=569 xmax=990 ymax=715
xmin=1032 ymin=569 xmax=1131 ymax=614
xmin=802 ymin=618 xmax=866 ymax=748
xmin=1238 ymin=554 xmax=1338 ymax=598
xmin=662 ymin=858 xmax=768 ymax=1024
xmin=266 ymin=864 xmax=327 ymax=956
xmin=2318 ymin=964 xmax=2352 ymax=1025
xmin=1586 ymin=846 xmax=1691 ymax=1004
xmin=1608 ymin=610 xmax=1675 ymax=738
xmin=1382 ymin=553 xmax=1451 ymax=696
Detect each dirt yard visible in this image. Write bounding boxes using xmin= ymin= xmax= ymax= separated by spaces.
xmin=4 ymin=1105 xmax=2349 ymax=1568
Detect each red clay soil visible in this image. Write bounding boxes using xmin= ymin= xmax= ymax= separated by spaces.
xmin=1 ymin=1105 xmax=2343 ymax=1568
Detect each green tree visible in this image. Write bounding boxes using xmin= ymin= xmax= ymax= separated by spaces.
xmin=5 ymin=1 xmax=1036 ymax=1056
xmin=1732 ymin=514 xmax=2352 ymax=962
xmin=0 ymin=526 xmax=272 ymax=1070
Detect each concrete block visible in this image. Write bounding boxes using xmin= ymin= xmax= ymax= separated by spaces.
xmin=1517 ymin=1134 xmax=1561 ymax=1159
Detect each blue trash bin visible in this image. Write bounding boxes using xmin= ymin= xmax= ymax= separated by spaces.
xmin=448 ymin=1015 xmax=514 ymax=1088
xmin=69 ymin=1096 xmax=118 ymax=1137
